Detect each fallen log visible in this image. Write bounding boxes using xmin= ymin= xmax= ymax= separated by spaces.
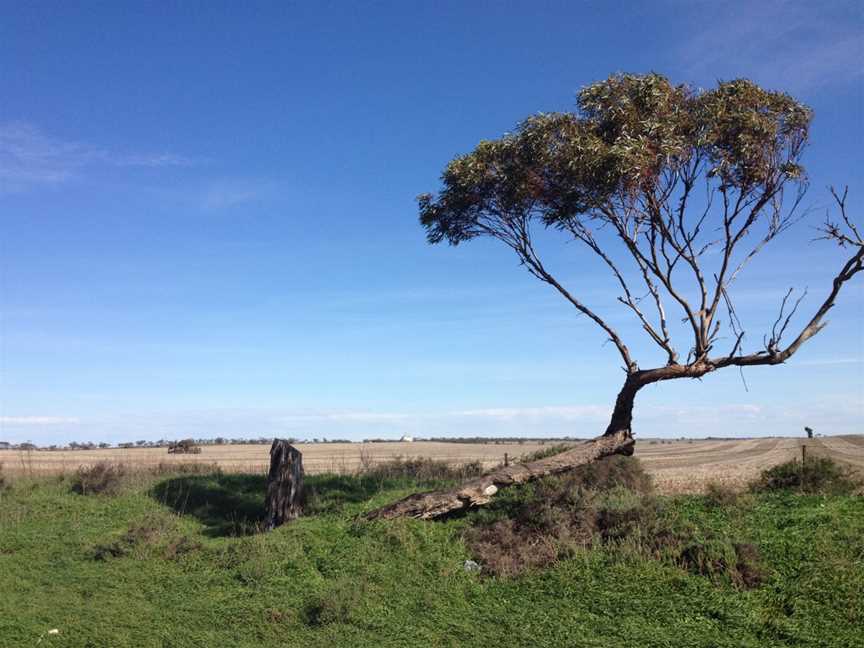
xmin=365 ymin=430 xmax=634 ymax=520
xmin=265 ymin=439 xmax=304 ymax=529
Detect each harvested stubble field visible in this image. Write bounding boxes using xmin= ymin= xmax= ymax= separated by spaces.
xmin=3 ymin=436 xmax=862 ymax=493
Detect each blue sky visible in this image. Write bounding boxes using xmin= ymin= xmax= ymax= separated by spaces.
xmin=1 ymin=0 xmax=862 ymax=444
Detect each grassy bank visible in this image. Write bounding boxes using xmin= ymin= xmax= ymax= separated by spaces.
xmin=0 ymin=463 xmax=862 ymax=647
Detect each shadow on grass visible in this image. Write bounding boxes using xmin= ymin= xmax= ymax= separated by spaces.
xmin=150 ymin=472 xmax=412 ymax=537
xmin=151 ymin=473 xmax=268 ymax=537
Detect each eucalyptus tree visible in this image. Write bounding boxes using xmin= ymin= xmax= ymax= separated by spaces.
xmin=368 ymin=74 xmax=862 ymax=520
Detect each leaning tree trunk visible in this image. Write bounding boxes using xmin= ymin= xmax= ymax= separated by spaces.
xmin=366 ymin=429 xmax=634 ymax=521
xmin=365 ymin=377 xmax=644 ymax=521
xmin=265 ymin=439 xmax=305 ymax=529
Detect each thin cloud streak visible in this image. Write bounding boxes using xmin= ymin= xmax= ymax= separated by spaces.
xmin=0 ymin=416 xmax=81 ymax=425
xmin=0 ymin=121 xmax=195 ymax=193
xmin=677 ymin=0 xmax=863 ymax=92
xmin=3 ymin=398 xmax=861 ymax=445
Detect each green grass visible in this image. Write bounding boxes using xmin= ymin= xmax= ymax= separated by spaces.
xmin=0 ymin=471 xmax=862 ymax=647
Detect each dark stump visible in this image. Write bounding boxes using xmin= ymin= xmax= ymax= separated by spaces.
xmin=265 ymin=439 xmax=304 ymax=529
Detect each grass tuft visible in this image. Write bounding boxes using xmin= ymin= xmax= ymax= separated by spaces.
xmin=704 ymin=481 xmax=742 ymax=507
xmin=71 ymin=461 xmax=129 ymax=496
xmin=358 ymin=456 xmax=484 ymax=482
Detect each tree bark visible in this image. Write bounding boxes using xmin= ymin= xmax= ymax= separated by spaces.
xmin=365 ymin=429 xmax=634 ymax=521
xmin=265 ymin=439 xmax=304 ymax=529
xmin=603 ymin=375 xmax=642 ymax=439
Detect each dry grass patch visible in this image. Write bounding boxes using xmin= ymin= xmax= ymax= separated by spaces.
xmin=359 ymin=456 xmax=484 ymax=482
xmin=71 ymin=461 xmax=129 ymax=496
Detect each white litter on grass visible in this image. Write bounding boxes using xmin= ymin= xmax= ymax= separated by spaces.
xmin=464 ymin=560 xmax=481 ymax=573
xmin=36 ymin=629 xmax=60 ymax=644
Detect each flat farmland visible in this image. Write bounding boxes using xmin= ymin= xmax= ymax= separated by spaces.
xmin=0 ymin=441 xmax=548 ymax=477
xmin=637 ymin=435 xmax=864 ymax=492
xmin=2 ymin=436 xmax=862 ymax=493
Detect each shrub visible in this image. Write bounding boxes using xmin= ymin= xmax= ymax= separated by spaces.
xmin=464 ymin=456 xmax=654 ymax=577
xmin=151 ymin=461 xmax=221 ymax=476
xmin=167 ymin=439 xmax=202 ymax=454
xmin=519 ymin=443 xmax=575 ymax=462
xmin=704 ymin=481 xmax=741 ymax=507
xmin=71 ymin=462 xmax=128 ymax=496
xmin=750 ymin=457 xmax=861 ymax=495
xmin=464 ymin=518 xmax=560 ymax=577
xmin=360 ymin=456 xmax=483 ymax=483
xmin=567 ymin=454 xmax=654 ymax=494
xmin=464 ymin=455 xmax=765 ymax=587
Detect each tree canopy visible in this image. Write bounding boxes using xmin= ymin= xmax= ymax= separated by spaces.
xmin=418 ymin=74 xmax=858 ymax=382
xmin=366 ymin=73 xmax=862 ymax=521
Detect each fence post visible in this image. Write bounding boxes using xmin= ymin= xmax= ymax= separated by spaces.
xmin=504 ymin=452 xmax=509 ymax=467
xmin=801 ymin=444 xmax=807 ymax=493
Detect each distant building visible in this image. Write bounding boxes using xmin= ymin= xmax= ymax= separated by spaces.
xmin=399 ymin=435 xmax=414 ymax=443
xmin=0 ymin=441 xmax=10 ymax=449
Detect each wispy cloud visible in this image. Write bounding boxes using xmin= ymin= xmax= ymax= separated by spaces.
xmin=199 ymin=178 xmax=281 ymax=210
xmin=0 ymin=416 xmax=80 ymax=425
xmin=677 ymin=0 xmax=863 ymax=92
xmin=455 ymin=406 xmax=611 ymax=421
xmin=278 ymin=411 xmax=415 ymax=424
xmin=791 ymin=357 xmax=864 ymax=367
xmin=2 ymin=395 xmax=862 ymax=445
xmin=0 ymin=121 xmax=195 ymax=193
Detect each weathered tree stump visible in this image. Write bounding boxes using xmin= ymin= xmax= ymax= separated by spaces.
xmin=265 ymin=439 xmax=304 ymax=529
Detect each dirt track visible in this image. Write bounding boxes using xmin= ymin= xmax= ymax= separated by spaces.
xmin=2 ymin=436 xmax=861 ymax=494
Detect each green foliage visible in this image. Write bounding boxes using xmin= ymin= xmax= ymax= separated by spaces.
xmin=358 ymin=456 xmax=484 ymax=483
xmin=750 ymin=457 xmax=861 ymax=495
xmin=518 ymin=443 xmax=575 ymax=462
xmin=1 ymin=470 xmax=862 ymax=647
xmin=420 ymin=73 xmax=812 ymax=247
xmin=463 ymin=457 xmax=763 ymax=587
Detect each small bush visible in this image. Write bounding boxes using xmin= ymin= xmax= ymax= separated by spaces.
xmin=465 ymin=455 xmax=765 ymax=587
xmin=705 ymin=481 xmax=740 ymax=507
xmin=465 ymin=518 xmax=561 ymax=577
xmin=519 ymin=443 xmax=574 ymax=462
xmin=750 ymin=457 xmax=860 ymax=495
xmin=464 ymin=456 xmax=654 ymax=577
xmin=568 ymin=454 xmax=654 ymax=494
xmin=167 ymin=439 xmax=202 ymax=454
xmin=151 ymin=461 xmax=222 ymax=476
xmin=360 ymin=457 xmax=483 ymax=483
xmin=71 ymin=462 xmax=128 ymax=496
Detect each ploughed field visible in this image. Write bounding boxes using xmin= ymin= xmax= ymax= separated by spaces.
xmin=3 ymin=436 xmax=862 ymax=494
